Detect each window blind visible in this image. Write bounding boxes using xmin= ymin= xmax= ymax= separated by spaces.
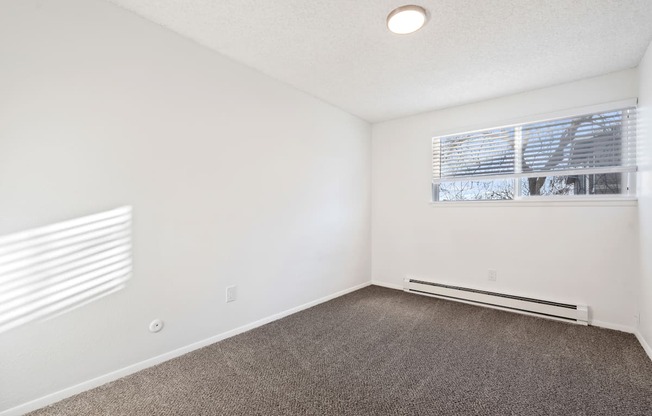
xmin=432 ymin=107 xmax=637 ymax=183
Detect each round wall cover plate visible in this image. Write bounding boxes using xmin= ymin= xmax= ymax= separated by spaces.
xmin=149 ymin=319 xmax=164 ymax=333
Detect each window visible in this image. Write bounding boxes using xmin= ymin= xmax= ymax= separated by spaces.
xmin=432 ymin=107 xmax=637 ymax=202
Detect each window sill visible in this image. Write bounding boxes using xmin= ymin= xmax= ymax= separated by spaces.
xmin=429 ymin=197 xmax=638 ymax=208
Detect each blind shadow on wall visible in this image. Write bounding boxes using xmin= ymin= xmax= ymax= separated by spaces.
xmin=0 ymin=206 xmax=132 ymax=334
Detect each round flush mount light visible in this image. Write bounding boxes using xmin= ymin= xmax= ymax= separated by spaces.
xmin=387 ymin=5 xmax=428 ymax=34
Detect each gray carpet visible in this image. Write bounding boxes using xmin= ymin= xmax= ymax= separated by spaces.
xmin=30 ymin=286 xmax=652 ymax=415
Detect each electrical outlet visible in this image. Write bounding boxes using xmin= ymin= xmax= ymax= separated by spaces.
xmin=488 ymin=269 xmax=497 ymax=282
xmin=634 ymin=313 xmax=640 ymax=327
xmin=226 ymin=285 xmax=237 ymax=303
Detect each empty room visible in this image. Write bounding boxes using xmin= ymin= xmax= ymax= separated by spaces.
xmin=2 ymin=0 xmax=652 ymax=414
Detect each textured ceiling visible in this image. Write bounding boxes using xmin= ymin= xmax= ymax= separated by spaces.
xmin=106 ymin=0 xmax=652 ymax=122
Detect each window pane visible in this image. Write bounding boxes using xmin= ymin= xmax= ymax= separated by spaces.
xmin=439 ymin=128 xmax=515 ymax=179
xmin=521 ymin=111 xmax=625 ymax=174
xmin=437 ymin=179 xmax=514 ymax=201
xmin=431 ymin=107 xmax=635 ymax=202
xmin=588 ymin=173 xmax=623 ymax=195
xmin=520 ymin=173 xmax=622 ymax=196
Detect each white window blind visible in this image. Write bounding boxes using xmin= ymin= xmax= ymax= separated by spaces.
xmin=432 ymin=107 xmax=637 ymax=184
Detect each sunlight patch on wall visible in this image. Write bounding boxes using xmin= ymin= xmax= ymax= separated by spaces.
xmin=0 ymin=206 xmax=132 ymax=334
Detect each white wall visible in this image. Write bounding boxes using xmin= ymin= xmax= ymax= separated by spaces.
xmin=372 ymin=70 xmax=640 ymax=330
xmin=638 ymin=40 xmax=652 ymax=353
xmin=0 ymin=0 xmax=370 ymax=412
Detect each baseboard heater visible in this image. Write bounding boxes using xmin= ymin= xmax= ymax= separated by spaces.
xmin=404 ymin=277 xmax=588 ymax=325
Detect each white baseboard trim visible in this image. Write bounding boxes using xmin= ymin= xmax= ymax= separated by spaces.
xmin=370 ymin=280 xmax=403 ymax=291
xmin=590 ymin=320 xmax=635 ymax=333
xmin=0 ymin=281 xmax=371 ymax=416
xmin=635 ymin=330 xmax=652 ymax=362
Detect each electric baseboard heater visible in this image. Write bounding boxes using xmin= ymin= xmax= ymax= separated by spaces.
xmin=404 ymin=277 xmax=589 ymax=325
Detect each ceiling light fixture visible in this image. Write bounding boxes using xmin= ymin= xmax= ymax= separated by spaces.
xmin=387 ymin=5 xmax=428 ymax=35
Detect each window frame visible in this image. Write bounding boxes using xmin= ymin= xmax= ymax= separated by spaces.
xmin=430 ymin=99 xmax=638 ymax=204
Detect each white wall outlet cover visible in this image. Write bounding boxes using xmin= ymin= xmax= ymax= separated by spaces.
xmin=226 ymin=285 xmax=237 ymax=303
xmin=149 ymin=319 xmax=164 ymax=333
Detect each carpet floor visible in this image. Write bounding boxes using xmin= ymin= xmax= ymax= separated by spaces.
xmin=30 ymin=286 xmax=652 ymax=415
